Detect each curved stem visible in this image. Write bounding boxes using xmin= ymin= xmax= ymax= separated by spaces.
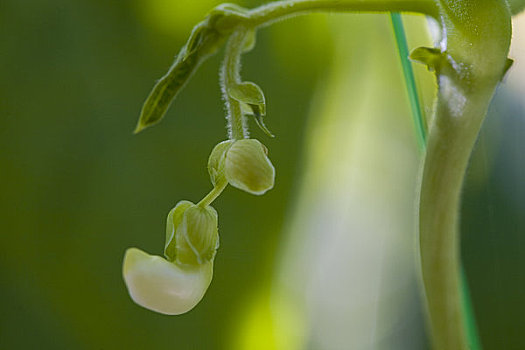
xmin=197 ymin=180 xmax=228 ymax=208
xmin=245 ymin=0 xmax=439 ymax=28
xmin=420 ymin=87 xmax=493 ymax=350
xmin=418 ymin=2 xmax=511 ymax=348
xmin=390 ymin=12 xmax=483 ymax=350
xmin=221 ymin=28 xmax=249 ymax=140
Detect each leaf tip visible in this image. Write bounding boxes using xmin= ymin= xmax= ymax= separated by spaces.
xmin=133 ymin=120 xmax=148 ymax=134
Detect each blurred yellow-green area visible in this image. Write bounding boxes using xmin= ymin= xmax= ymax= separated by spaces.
xmin=1 ymin=1 xmax=524 ymax=349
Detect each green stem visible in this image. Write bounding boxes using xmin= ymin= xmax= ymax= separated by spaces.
xmin=419 ymin=3 xmax=511 ymax=348
xmin=420 ymin=89 xmax=491 ymax=350
xmin=221 ymin=28 xmax=249 ymax=140
xmin=197 ymin=180 xmax=228 ymax=208
xmin=390 ymin=13 xmax=482 ymax=349
xmin=245 ymin=0 xmax=439 ymax=28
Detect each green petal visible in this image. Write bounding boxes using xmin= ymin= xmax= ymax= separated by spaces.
xmin=165 ymin=200 xmax=194 ymax=261
xmin=175 ymin=205 xmax=219 ymax=266
xmin=225 ymin=139 xmax=275 ymax=195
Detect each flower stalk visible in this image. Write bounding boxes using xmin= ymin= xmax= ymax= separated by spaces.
xmin=244 ymin=0 xmax=439 ymax=27
xmin=197 ymin=181 xmax=228 ymax=208
xmin=221 ymin=27 xmax=250 ymax=140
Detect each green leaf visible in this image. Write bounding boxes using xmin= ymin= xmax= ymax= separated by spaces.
xmin=134 ymin=3 xmax=256 ymax=134
xmin=134 ymin=17 xmax=227 ymax=134
xmin=182 ymin=21 xmax=210 ymax=61
xmin=135 ymin=53 xmax=199 ymax=134
xmin=409 ymin=46 xmax=443 ymax=72
xmin=252 ymin=114 xmax=275 ymax=138
xmin=228 ymin=81 xmax=274 ymax=137
xmin=228 ymin=81 xmax=266 ymax=114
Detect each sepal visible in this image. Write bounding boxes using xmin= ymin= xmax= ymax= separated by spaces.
xmin=165 ymin=201 xmax=219 ymax=266
xmin=224 ymin=139 xmax=275 ymax=195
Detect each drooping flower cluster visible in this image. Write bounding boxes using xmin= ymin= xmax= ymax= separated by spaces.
xmin=123 ymin=139 xmax=274 ymax=314
xmin=124 ymin=5 xmax=277 ymax=315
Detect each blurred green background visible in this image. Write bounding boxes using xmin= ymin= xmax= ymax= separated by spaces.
xmin=1 ymin=1 xmax=524 ymax=349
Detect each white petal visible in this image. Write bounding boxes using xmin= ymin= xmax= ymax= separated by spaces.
xmin=123 ymin=248 xmax=213 ymax=315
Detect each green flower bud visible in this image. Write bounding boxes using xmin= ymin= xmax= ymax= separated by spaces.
xmin=165 ymin=201 xmax=219 ymax=266
xmin=207 ymin=140 xmax=234 ymax=187
xmin=123 ymin=248 xmax=213 ymax=315
xmin=208 ymin=139 xmax=275 ymax=195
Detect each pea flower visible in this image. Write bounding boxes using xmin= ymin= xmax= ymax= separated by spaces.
xmin=123 ymin=201 xmax=218 ymax=315
xmin=208 ymin=138 xmax=275 ymax=195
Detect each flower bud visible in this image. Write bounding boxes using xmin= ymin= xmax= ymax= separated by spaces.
xmin=208 ymin=139 xmax=275 ymax=195
xmin=123 ymin=247 xmax=213 ymax=315
xmin=165 ymin=201 xmax=219 ymax=266
xmin=207 ymin=140 xmax=234 ymax=187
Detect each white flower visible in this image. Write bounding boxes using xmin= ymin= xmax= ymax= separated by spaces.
xmin=122 ymin=247 xmax=213 ymax=315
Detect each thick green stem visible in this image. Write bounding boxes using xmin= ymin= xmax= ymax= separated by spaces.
xmin=420 ymin=86 xmax=496 ymax=349
xmin=419 ymin=2 xmax=511 ymax=348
